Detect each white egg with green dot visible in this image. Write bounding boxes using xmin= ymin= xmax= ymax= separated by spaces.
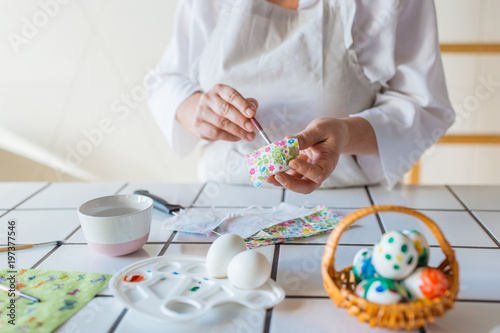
xmin=402 ymin=229 xmax=429 ymax=267
xmin=372 ymin=231 xmax=418 ymax=280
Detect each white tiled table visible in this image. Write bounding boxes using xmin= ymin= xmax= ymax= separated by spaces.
xmin=1 ymin=183 xmax=500 ymax=333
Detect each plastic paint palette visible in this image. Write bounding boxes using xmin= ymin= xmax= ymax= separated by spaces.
xmin=109 ymin=255 xmax=285 ymax=322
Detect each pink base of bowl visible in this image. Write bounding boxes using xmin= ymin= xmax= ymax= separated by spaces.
xmin=87 ymin=233 xmax=149 ymax=256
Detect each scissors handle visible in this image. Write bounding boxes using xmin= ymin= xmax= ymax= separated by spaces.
xmin=133 ymin=190 xmax=183 ymax=214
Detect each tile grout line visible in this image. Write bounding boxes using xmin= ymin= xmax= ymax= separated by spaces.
xmin=263 ymin=244 xmax=281 ymax=333
xmin=114 ymin=182 xmax=129 ymax=195
xmin=446 ymin=185 xmax=500 ymax=248
xmin=4 ymin=183 xmax=52 ymax=214
xmin=10 ymin=208 xmax=85 ymax=211
xmin=190 ymin=183 xmax=207 ymax=207
xmin=30 ymin=243 xmax=63 ymax=269
xmin=157 ymin=231 xmax=177 ymax=257
xmin=63 ymin=226 xmax=81 ymax=243
xmin=190 ymin=205 xmax=278 ymax=209
xmin=108 ymin=308 xmax=128 ymax=333
xmin=365 ymin=186 xmax=386 ymax=233
xmin=456 ymin=299 xmax=500 ymax=303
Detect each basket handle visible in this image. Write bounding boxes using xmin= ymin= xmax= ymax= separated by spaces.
xmin=323 ymin=205 xmax=458 ymax=288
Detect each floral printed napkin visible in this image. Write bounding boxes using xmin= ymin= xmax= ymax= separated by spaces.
xmin=0 ymin=269 xmax=110 ymax=333
xmin=245 ymin=138 xmax=300 ymax=188
xmin=245 ymin=205 xmax=343 ymax=248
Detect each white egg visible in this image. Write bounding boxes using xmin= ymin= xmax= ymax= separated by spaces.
xmin=206 ymin=234 xmax=247 ymax=278
xmin=227 ymin=250 xmax=271 ymax=290
xmin=372 ymin=231 xmax=418 ymax=280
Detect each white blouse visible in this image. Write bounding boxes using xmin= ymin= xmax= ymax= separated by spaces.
xmin=146 ymin=0 xmax=455 ymax=188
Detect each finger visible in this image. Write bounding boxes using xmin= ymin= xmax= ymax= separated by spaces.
xmin=197 ymin=106 xmax=256 ymax=141
xmin=215 ymin=84 xmax=256 ymax=118
xmin=265 ymin=175 xmax=283 ymax=187
xmin=247 ymin=98 xmax=259 ymax=110
xmin=283 ymin=153 xmax=309 ymax=178
xmin=286 ymin=123 xmax=326 ymax=150
xmin=274 ymin=172 xmax=319 ymax=194
xmin=196 ymin=121 xmax=241 ymax=142
xmin=288 ymin=157 xmax=333 ymax=184
xmin=205 ymin=93 xmax=255 ymax=133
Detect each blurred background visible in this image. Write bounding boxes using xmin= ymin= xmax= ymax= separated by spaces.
xmin=1 ymin=0 xmax=499 ymax=184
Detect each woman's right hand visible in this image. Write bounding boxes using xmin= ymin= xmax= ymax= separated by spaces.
xmin=176 ymin=84 xmax=257 ymax=142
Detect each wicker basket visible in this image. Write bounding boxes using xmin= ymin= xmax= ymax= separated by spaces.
xmin=321 ymin=205 xmax=459 ymax=330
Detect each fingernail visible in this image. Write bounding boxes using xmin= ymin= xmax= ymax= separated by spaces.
xmin=246 ymin=133 xmax=255 ymax=141
xmin=245 ymin=122 xmax=254 ymax=131
xmin=245 ymin=108 xmax=255 ymax=118
xmin=275 ymin=174 xmax=286 ymax=185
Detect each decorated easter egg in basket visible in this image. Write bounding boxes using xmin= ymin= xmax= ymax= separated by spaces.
xmin=321 ymin=205 xmax=459 ymax=331
xmin=402 ymin=267 xmax=450 ymax=300
xmin=402 ymin=229 xmax=430 ymax=267
xmin=372 ymin=231 xmax=418 ymax=280
xmin=352 ymin=248 xmax=377 ymax=283
xmin=355 ymin=277 xmax=410 ymax=304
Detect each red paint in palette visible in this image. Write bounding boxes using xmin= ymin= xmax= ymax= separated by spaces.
xmin=123 ymin=275 xmax=145 ymax=283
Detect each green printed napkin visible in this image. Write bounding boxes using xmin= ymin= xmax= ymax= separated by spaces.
xmin=245 ymin=205 xmax=342 ymax=248
xmin=0 ymin=269 xmax=111 ymax=332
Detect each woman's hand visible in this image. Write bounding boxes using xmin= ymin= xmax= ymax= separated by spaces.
xmin=176 ymin=84 xmax=257 ymax=142
xmin=266 ymin=117 xmax=378 ymax=194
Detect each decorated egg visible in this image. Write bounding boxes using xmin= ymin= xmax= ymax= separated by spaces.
xmin=372 ymin=231 xmax=418 ymax=280
xmin=402 ymin=267 xmax=449 ymax=300
xmin=355 ymin=277 xmax=410 ymax=304
xmin=352 ymin=248 xmax=377 ymax=283
xmin=402 ymin=229 xmax=430 ymax=267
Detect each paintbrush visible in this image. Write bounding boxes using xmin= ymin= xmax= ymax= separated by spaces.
xmin=250 ymin=117 xmax=272 ymax=145
xmin=0 ymin=283 xmax=40 ymax=302
xmin=0 ymin=240 xmax=63 ymax=253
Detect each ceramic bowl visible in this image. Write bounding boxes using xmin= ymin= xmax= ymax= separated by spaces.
xmin=78 ymin=194 xmax=153 ymax=256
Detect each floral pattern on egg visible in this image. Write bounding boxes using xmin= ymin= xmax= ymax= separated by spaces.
xmin=372 ymin=231 xmax=418 ymax=280
xmin=245 ymin=138 xmax=300 ymax=188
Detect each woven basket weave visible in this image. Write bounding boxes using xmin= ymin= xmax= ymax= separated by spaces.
xmin=321 ymin=205 xmax=459 ymax=330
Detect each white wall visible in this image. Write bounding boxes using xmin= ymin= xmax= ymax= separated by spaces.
xmin=1 ymin=0 xmax=499 ymax=184
xmin=0 ymin=0 xmax=199 ymax=182
xmin=422 ymin=0 xmax=500 ymax=184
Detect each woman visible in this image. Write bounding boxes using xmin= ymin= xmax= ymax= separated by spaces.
xmin=146 ymin=0 xmax=455 ymax=194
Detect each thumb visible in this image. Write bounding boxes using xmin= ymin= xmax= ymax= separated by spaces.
xmin=286 ymin=125 xmax=325 ymax=150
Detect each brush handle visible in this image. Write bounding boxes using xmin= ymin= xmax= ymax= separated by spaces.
xmin=0 ymin=284 xmax=40 ymax=302
xmin=0 ymin=244 xmax=33 ymax=252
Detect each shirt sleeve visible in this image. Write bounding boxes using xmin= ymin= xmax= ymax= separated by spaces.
xmin=145 ymin=0 xmax=217 ymax=158
xmin=350 ymin=0 xmax=456 ymax=188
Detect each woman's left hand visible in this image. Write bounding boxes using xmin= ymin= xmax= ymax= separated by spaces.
xmin=266 ymin=117 xmax=344 ymax=194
